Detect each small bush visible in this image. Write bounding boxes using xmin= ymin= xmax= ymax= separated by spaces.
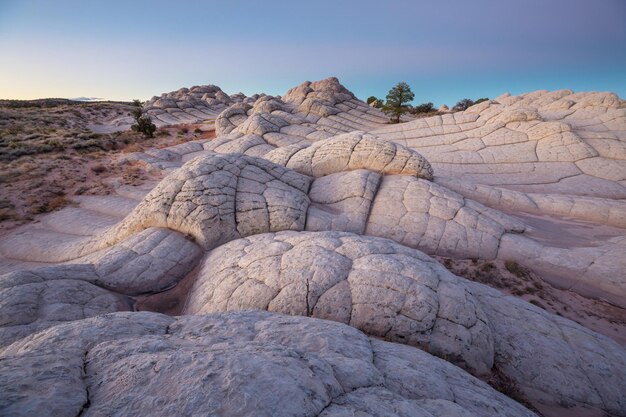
xmin=411 ymin=102 xmax=435 ymax=114
xmin=91 ymin=164 xmax=107 ymax=174
xmin=122 ymin=143 xmax=142 ymax=153
xmin=504 ymin=259 xmax=525 ymax=278
xmin=452 ymin=98 xmax=474 ymax=112
xmin=0 ymin=198 xmax=17 ymax=221
xmin=194 ymin=128 xmax=202 ymax=134
xmin=480 ymin=262 xmax=495 ymax=272
xmin=178 ymin=127 xmax=189 ymax=135
xmin=71 ymin=139 xmax=102 ymax=150
xmin=36 ymin=195 xmax=68 ymax=213
xmin=130 ymin=99 xmax=156 ymax=138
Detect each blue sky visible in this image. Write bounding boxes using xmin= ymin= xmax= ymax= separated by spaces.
xmin=1 ymin=0 xmax=625 ymax=106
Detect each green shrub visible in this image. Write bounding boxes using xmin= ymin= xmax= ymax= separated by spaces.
xmin=130 ymin=99 xmax=156 ymax=138
xmin=411 ymin=102 xmax=435 ymax=114
xmin=504 ymin=259 xmax=525 ymax=277
xmin=452 ymin=98 xmax=474 ymax=112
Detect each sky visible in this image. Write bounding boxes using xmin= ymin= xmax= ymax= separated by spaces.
xmin=1 ymin=0 xmax=625 ymax=106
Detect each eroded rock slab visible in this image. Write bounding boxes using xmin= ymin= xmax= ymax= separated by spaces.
xmin=184 ymin=231 xmax=626 ymax=415
xmin=98 ymin=153 xmax=312 ymax=251
xmin=0 ymin=311 xmax=537 ymax=417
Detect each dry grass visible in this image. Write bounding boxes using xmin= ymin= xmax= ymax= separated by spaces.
xmin=36 ymin=195 xmax=69 ymax=213
xmin=122 ymin=163 xmax=147 ymax=186
xmin=436 ymin=256 xmax=626 ymax=345
xmin=0 ymin=100 xmax=215 ymax=231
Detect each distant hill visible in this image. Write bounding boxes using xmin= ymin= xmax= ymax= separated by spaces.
xmin=68 ymin=97 xmax=106 ymax=102
xmin=0 ymin=98 xmax=131 ymax=108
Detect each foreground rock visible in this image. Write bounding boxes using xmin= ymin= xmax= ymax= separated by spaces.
xmin=185 ymin=231 xmax=626 ymax=415
xmin=0 ymin=311 xmax=538 ymax=417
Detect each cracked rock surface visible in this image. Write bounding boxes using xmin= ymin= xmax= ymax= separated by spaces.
xmin=0 ymin=311 xmax=538 ymax=417
xmin=184 ymin=231 xmax=626 ymax=414
xmin=97 ymin=153 xmax=312 ymax=251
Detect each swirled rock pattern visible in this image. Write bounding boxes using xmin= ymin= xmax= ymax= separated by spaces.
xmin=373 ymin=90 xmax=626 ymax=221
xmin=0 ymin=311 xmax=538 ymax=417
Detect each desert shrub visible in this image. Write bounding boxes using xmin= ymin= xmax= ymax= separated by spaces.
xmin=452 ymin=98 xmax=474 ymax=112
xmin=0 ymin=198 xmax=17 ymax=221
xmin=411 ymin=102 xmax=435 ymax=114
xmin=480 ymin=262 xmax=495 ymax=272
xmin=91 ymin=164 xmax=107 ymax=174
xmin=71 ymin=139 xmax=102 ymax=150
xmin=367 ymin=96 xmax=384 ymax=107
xmin=36 ymin=195 xmax=68 ymax=213
xmin=45 ymin=139 xmax=64 ymax=149
xmin=194 ymin=128 xmax=202 ymax=134
xmin=452 ymin=97 xmax=489 ymax=111
xmin=122 ymin=143 xmax=143 ymax=153
xmin=504 ymin=259 xmax=525 ymax=277
xmin=130 ymin=99 xmax=156 ymax=138
xmin=122 ymin=164 xmax=146 ymax=185
xmin=178 ymin=127 xmax=189 ymax=135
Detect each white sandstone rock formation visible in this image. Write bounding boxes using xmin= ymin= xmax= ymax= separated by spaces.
xmin=0 ymin=311 xmax=538 ymax=417
xmin=143 ymin=85 xmax=256 ymax=126
xmin=1 ymin=78 xmax=625 ymax=417
xmin=184 ymin=231 xmax=626 ymax=415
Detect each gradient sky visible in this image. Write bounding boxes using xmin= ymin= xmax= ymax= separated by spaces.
xmin=1 ymin=0 xmax=625 ymax=106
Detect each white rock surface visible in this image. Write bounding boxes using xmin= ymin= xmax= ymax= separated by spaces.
xmin=143 ymin=84 xmax=255 ymax=126
xmin=373 ymin=90 xmax=626 ymax=215
xmin=97 ymin=153 xmax=312 ymax=251
xmin=184 ymin=231 xmax=626 ymax=414
xmin=0 ymin=311 xmax=538 ymax=417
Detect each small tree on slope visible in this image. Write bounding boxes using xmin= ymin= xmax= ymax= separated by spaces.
xmin=131 ymin=99 xmax=156 ymax=138
xmin=382 ymin=82 xmax=414 ymax=123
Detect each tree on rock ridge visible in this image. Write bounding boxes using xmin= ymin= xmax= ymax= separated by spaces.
xmin=383 ymin=81 xmax=414 ymax=123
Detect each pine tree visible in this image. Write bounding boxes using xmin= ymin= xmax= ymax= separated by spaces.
xmin=382 ymin=82 xmax=414 ymax=123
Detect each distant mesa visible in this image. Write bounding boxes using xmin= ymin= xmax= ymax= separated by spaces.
xmin=68 ymin=96 xmax=106 ymax=102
